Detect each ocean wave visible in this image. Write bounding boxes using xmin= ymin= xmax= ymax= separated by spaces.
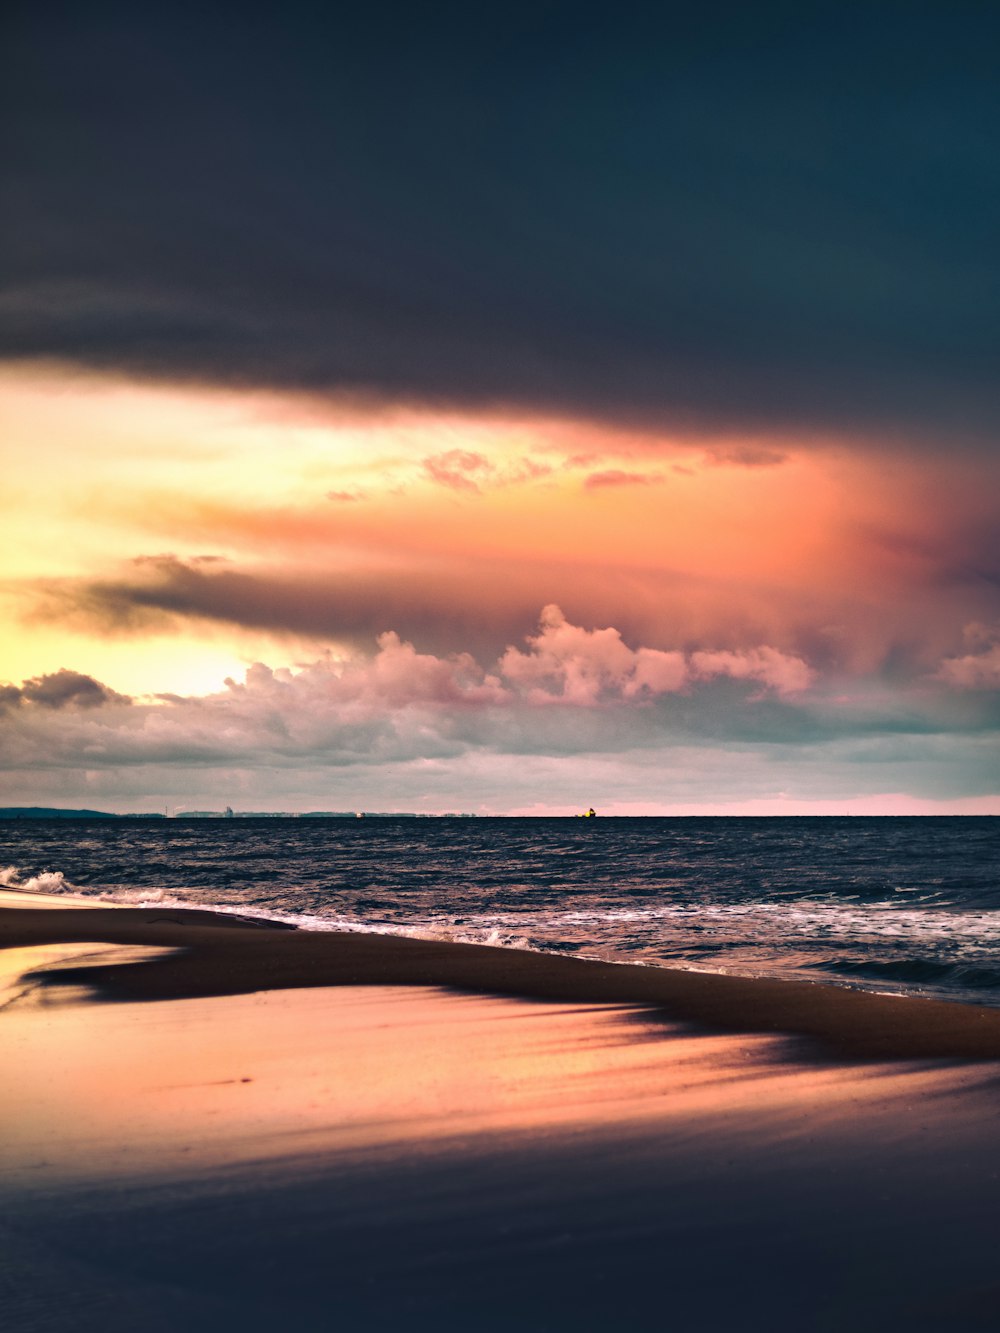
xmin=0 ymin=865 xmax=78 ymax=895
xmin=820 ymin=957 xmax=1000 ymax=989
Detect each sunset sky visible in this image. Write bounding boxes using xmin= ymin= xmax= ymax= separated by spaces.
xmin=2 ymin=2 xmax=998 ymax=813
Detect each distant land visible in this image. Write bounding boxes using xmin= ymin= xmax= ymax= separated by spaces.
xmin=0 ymin=807 xmax=475 ymax=819
xmin=0 ymin=807 xmax=124 ymax=819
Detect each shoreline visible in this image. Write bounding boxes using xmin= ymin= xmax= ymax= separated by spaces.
xmin=4 ymin=895 xmax=1000 ymax=1061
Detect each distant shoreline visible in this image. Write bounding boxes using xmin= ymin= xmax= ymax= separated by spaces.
xmin=2 ymin=808 xmax=997 ymax=820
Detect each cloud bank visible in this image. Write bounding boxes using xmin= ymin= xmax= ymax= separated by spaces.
xmin=2 ymin=606 xmax=996 ymax=814
xmin=4 ymin=3 xmax=999 ymax=447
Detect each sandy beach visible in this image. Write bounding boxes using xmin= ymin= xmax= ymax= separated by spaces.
xmin=3 ymin=892 xmax=1000 ymax=1332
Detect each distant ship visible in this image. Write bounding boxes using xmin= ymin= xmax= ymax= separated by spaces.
xmin=576 ymin=807 xmax=597 ymax=818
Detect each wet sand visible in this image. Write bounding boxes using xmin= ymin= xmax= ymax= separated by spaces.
xmin=3 ymin=894 xmax=1000 ymax=1331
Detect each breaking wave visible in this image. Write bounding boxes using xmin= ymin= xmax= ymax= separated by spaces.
xmin=0 ymin=865 xmax=78 ymax=896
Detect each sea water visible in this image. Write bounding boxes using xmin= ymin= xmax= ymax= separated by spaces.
xmin=1 ymin=815 xmax=997 ymax=1007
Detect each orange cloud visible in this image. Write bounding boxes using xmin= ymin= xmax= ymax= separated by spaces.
xmin=583 ymin=469 xmax=664 ymax=490
xmin=422 ymin=449 xmax=493 ymax=493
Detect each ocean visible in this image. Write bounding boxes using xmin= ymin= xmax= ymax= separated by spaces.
xmin=2 ymin=815 xmax=998 ymax=1008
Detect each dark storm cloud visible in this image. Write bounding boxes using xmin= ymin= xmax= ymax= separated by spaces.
xmin=22 ymin=555 xmax=549 ymax=658
xmin=3 ymin=1 xmax=999 ymax=444
xmin=17 ymin=540 xmax=1000 ymax=682
xmin=9 ymin=553 xmax=847 ymax=672
xmin=0 ymin=668 xmax=131 ymax=711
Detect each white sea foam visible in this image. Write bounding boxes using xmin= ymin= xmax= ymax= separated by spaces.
xmin=0 ymin=865 xmax=77 ymax=895
xmin=82 ymin=884 xmax=539 ymax=952
xmin=547 ymin=900 xmax=1000 ymax=948
xmin=95 ymin=887 xmax=186 ymax=906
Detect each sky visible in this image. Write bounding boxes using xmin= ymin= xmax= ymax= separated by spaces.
xmin=1 ymin=1 xmax=998 ymax=814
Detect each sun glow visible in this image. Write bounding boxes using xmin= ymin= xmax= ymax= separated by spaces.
xmin=0 ymin=362 xmax=993 ymax=710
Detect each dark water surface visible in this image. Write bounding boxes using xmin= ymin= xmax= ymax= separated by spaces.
xmin=2 ymin=816 xmax=998 ymax=1006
